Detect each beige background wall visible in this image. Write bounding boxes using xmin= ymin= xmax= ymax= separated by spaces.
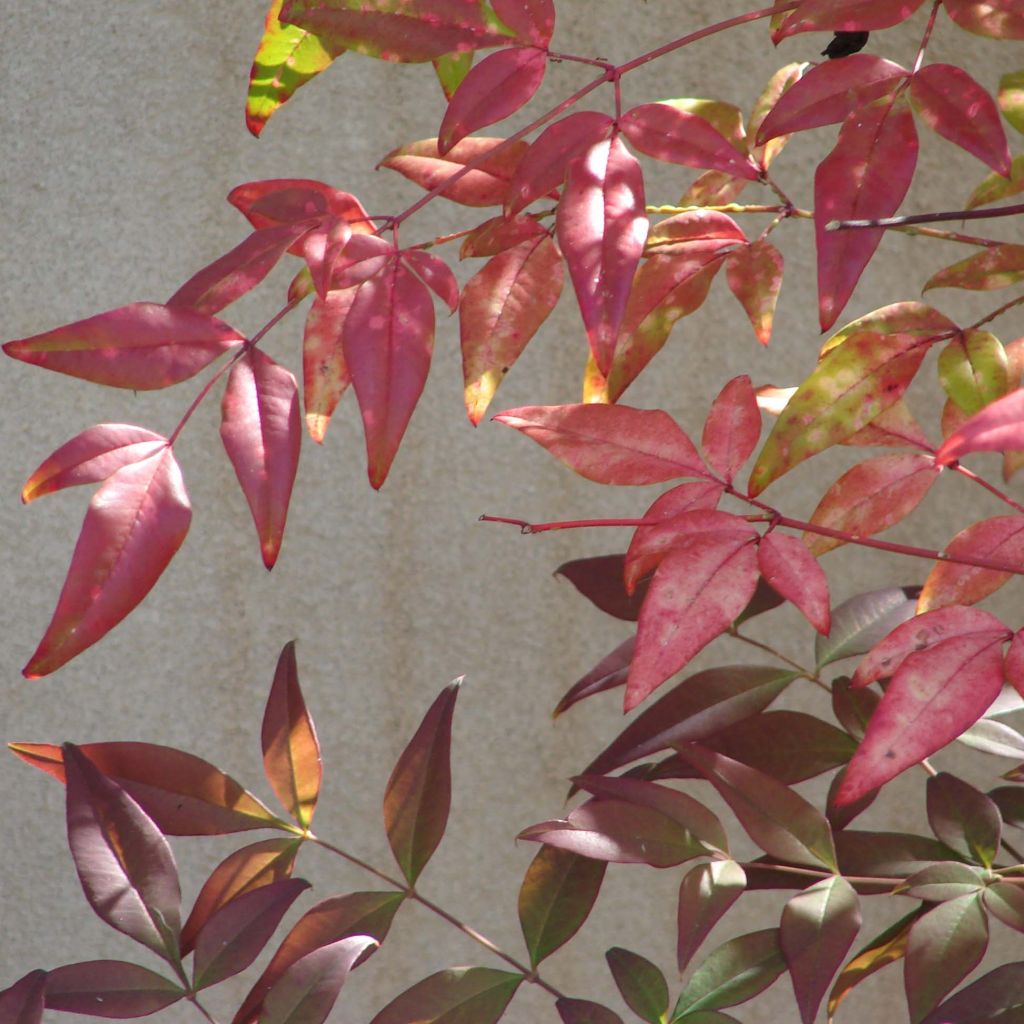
xmin=2 ymin=3 xmax=1022 ymax=1021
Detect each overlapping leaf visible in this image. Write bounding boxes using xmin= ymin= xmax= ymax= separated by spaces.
xmin=775 ymin=0 xmax=926 ymax=38
xmin=921 ymin=963 xmax=1024 ymax=1024
xmin=556 ymin=999 xmax=623 ymax=1024
xmin=302 ymin=287 xmax=355 ymax=443
xmin=942 ymin=0 xmax=1024 ymax=39
xmin=757 ymin=533 xmax=830 ymax=634
xmin=938 ymin=330 xmax=1009 ymax=414
xmin=926 ymin=773 xmax=1001 ymax=867
xmin=937 ymin=388 xmax=1024 ymax=465
xmin=557 ymin=136 xmax=649 ymax=375
xmin=4 ymin=303 xmax=244 ymax=390
xmin=967 ymin=153 xmax=1024 ymax=208
xmin=262 ymin=642 xmax=321 ymax=828
xmin=383 ymin=679 xmax=460 ymax=884
xmin=724 ymin=241 xmax=783 ymax=346
xmin=701 ymin=375 xmax=761 ymax=482
xmin=23 ymin=447 xmax=192 ymax=677
xmin=0 ymin=971 xmax=45 ymax=1024
xmin=555 ymin=554 xmax=646 ymax=621
xmin=924 ymin=243 xmax=1024 ymax=292
xmin=815 ymin=96 xmax=918 ymax=330
xmin=676 ymin=860 xmax=746 ymax=973
xmin=815 ymin=585 xmax=920 ymax=669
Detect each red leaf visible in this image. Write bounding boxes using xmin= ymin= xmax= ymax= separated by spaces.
xmin=344 ymin=263 xmax=434 ymax=488
xmin=937 ymin=388 xmax=1024 ymax=465
xmin=645 ymin=209 xmax=746 ymax=255
xmin=4 ymin=303 xmax=245 ymax=390
xmin=702 ymin=375 xmax=761 ymax=482
xmin=626 ymin=528 xmax=759 ymax=709
xmin=918 ymin=515 xmax=1024 ymax=611
xmin=758 ymin=533 xmax=831 ymax=635
xmin=402 ymin=249 xmax=460 ymax=312
xmin=626 ymin=508 xmax=749 ymax=598
xmin=775 ymin=0 xmax=927 ymax=39
xmin=0 ymin=971 xmax=45 ymax=1024
xmin=580 ymin=665 xmax=798 ymax=779
xmin=379 ymin=137 xmax=528 ymax=207
xmin=261 ymin=936 xmax=378 ymax=1024
xmin=555 ymin=554 xmax=646 ymax=621
xmin=24 ymin=448 xmax=191 ymax=677
xmin=459 ymin=213 xmax=545 ymax=256
xmin=233 ymin=892 xmax=403 ymax=1024
xmin=619 ymin=103 xmax=760 ymax=180
xmin=221 ymin=350 xmax=301 ymax=569
xmin=748 ymin=61 xmax=805 ymax=169
xmin=924 ymin=243 xmax=1024 ymax=293
xmin=556 ymin=998 xmax=623 ymax=1024
xmin=329 ymin=234 xmax=396 ymax=290
xmin=439 ymin=47 xmax=546 ymax=153
xmin=910 ymin=64 xmax=1011 ymax=176
xmin=302 ymin=288 xmax=355 ymax=444
xmin=505 ymin=111 xmax=614 ymax=216
xmin=64 ymin=744 xmax=181 ymax=961
xmin=754 ymin=55 xmax=907 ymax=143
xmin=383 ymin=679 xmax=460 ymax=885
xmin=182 ymin=838 xmax=302 ymax=954
xmin=851 ymin=606 xmax=1009 ymax=690
xmin=725 ymin=240 xmax=784 ymax=346
xmin=21 ymin=425 xmax=167 ymax=504
xmin=941 ymin=0 xmax=1024 ymax=38
xmin=10 ymin=741 xmax=284 ymax=835
xmin=815 ymin=96 xmax=918 ymax=330
xmin=1006 ymin=629 xmax=1024 ymax=698
xmin=44 ymin=962 xmax=183 ymax=1019
xmin=228 ymin=180 xmax=373 ymax=237
xmin=553 ymin=636 xmax=635 ymax=716
xmin=193 ymin=879 xmax=311 ymax=991
xmin=494 ymin=404 xmax=706 ymax=484
xmin=804 ymin=453 xmax=941 ymax=556
xmin=298 ymin=216 xmax=355 ymax=298
xmin=835 ymin=631 xmax=1007 ymax=805
xmin=492 ymin=0 xmax=555 ymax=45
xmin=262 ymin=642 xmax=322 ymax=829
xmin=280 ymin=0 xmax=511 ymax=62
xmin=368 ymin=967 xmax=522 ymax=1024
xmin=168 ymin=225 xmax=310 ymax=315
xmin=461 ymin=234 xmax=562 ymax=424
xmin=556 ymin=135 xmax=649 ymax=374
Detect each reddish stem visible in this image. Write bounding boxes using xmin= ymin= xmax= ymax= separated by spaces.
xmin=828 ymin=202 xmax=1024 ymax=232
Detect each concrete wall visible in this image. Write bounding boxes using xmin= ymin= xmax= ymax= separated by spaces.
xmin=2 ymin=3 xmax=1021 ymax=1021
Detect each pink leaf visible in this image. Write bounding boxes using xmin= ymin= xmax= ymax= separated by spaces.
xmin=835 ymin=631 xmax=1007 ymax=805
xmin=4 ymin=303 xmax=245 ymax=390
xmin=937 ymin=388 xmax=1024 ymax=465
xmin=910 ymin=64 xmax=1011 ymax=176
xmin=461 ymin=234 xmax=563 ymax=424
xmin=851 ymin=606 xmax=1010 ymax=689
xmin=1006 ymin=629 xmax=1024 ymax=698
xmin=168 ymin=225 xmax=311 ymax=315
xmin=344 ymin=263 xmax=434 ymax=488
xmin=379 ymin=136 xmax=529 ymax=207
xmin=758 ymin=533 xmax=831 ymax=635
xmin=383 ymin=679 xmax=461 ymax=885
xmin=262 ymin=642 xmax=322 ymax=828
xmin=815 ymin=96 xmax=918 ymax=331
xmin=505 ymin=111 xmax=614 ymax=216
xmin=24 ymin=448 xmax=191 ymax=678
xmin=924 ymin=243 xmax=1024 ymax=293
xmin=328 ymin=234 xmax=396 ymax=290
xmin=755 ymin=55 xmax=907 ymax=143
xmin=676 ymin=860 xmax=747 ymax=972
xmin=459 ymin=213 xmax=545 ymax=256
xmin=619 ymin=103 xmax=760 ymax=180
xmin=701 ymin=375 xmax=762 ymax=482
xmin=193 ymin=879 xmax=311 ymax=991
xmin=302 ymin=288 xmax=355 ymax=444
xmin=221 ymin=350 xmax=301 ymax=569
xmin=804 ymin=452 xmax=941 ymax=556
xmin=0 ymin=971 xmax=46 ymax=1024
xmin=21 ymin=425 xmax=167 ymax=504
xmin=44 ymin=962 xmax=183 ymax=1019
xmin=918 ymin=516 xmax=1024 ymax=611
xmin=402 ymin=249 xmax=460 ymax=312
xmin=64 ymin=744 xmax=181 ymax=961
xmin=775 ymin=0 xmax=927 ymax=39
xmin=260 ymin=936 xmax=378 ymax=1024
xmin=492 ymin=0 xmax=555 ymax=45
xmin=439 ymin=47 xmax=546 ymax=153
xmin=298 ymin=216 xmax=354 ymax=298
xmin=941 ymin=0 xmax=1024 ymax=38
xmin=627 ymin=528 xmax=759 ymax=709
xmin=227 ymin=179 xmax=373 ymax=238
xmin=725 ymin=240 xmax=784 ymax=346
xmin=494 ymin=403 xmax=707 ymax=484
xmin=556 ymin=135 xmax=649 ymax=375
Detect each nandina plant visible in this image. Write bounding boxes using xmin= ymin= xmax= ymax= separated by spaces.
xmin=3 ymin=1 xmax=1024 ymax=1022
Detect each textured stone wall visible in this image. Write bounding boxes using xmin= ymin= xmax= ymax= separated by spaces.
xmin=1 ymin=3 xmax=1020 ymax=1021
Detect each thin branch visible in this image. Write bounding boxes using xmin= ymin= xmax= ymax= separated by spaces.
xmin=827 ymin=202 xmax=1024 ymax=232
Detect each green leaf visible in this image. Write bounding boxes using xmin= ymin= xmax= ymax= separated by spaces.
xmin=676 ymin=743 xmax=837 ymax=871
xmin=518 ymin=845 xmax=606 ymax=968
xmin=999 ymin=69 xmax=1024 ymax=133
xmin=781 ymin=877 xmax=861 ymax=1024
xmin=920 ymin=962 xmax=1024 ymax=1024
xmin=896 ymin=862 xmax=987 ymax=902
xmin=938 ymin=330 xmax=1009 ymax=414
xmin=925 ymin=244 xmax=1024 ymax=292
xmin=673 ymin=929 xmax=785 ymax=1017
xmin=966 ymin=153 xmax=1024 ymax=208
xmin=433 ymin=51 xmax=474 ymax=99
xmin=368 ymin=967 xmax=523 ymax=1024
xmin=926 ymin=773 xmax=1002 ymax=867
xmin=815 ymin=586 xmax=920 ymax=670
xmin=982 ymin=881 xmax=1024 ymax=933
xmin=677 ymin=860 xmax=746 ymax=973
xmin=606 ymin=948 xmax=669 ymax=1024
xmin=749 ymin=331 xmax=931 ymax=495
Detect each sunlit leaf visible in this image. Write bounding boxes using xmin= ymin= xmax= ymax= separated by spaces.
xmin=701 ymin=375 xmax=761 ymax=482
xmin=758 ymin=533 xmax=830 ymax=635
xmin=999 ymin=69 xmax=1024 ymax=133
xmin=924 ymin=243 xmax=1024 ymax=292
xmin=302 ymin=287 xmax=355 ymax=443
xmin=941 ymin=0 xmax=1024 ymax=39
xmin=937 ymin=388 xmax=1024 ymax=465
xmin=774 ymin=0 xmax=927 ymax=40
xmin=966 ymin=153 xmax=1024 ymax=208
xmin=368 ymin=967 xmax=522 ymax=1024
xmin=724 ymin=241 xmax=784 ymax=346
xmin=44 ymin=962 xmax=184 ymax=1019
xmin=677 ymin=860 xmax=746 ymax=973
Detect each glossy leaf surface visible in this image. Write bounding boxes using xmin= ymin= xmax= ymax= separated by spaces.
xmin=815 ymin=586 xmax=920 ymax=669
xmin=676 ymin=860 xmax=746 ymax=973
xmin=942 ymin=0 xmax=1024 ymax=38
xmin=605 ymin=948 xmax=667 ymax=1024
xmin=44 ymin=962 xmax=183 ymax=1019
xmin=24 ymin=448 xmax=191 ymax=677
xmin=368 ymin=967 xmax=522 ymax=1024
xmin=926 ymin=772 xmax=1001 ymax=867
xmin=925 ymin=243 xmax=1024 ymax=293
xmin=701 ymin=375 xmax=761 ymax=483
